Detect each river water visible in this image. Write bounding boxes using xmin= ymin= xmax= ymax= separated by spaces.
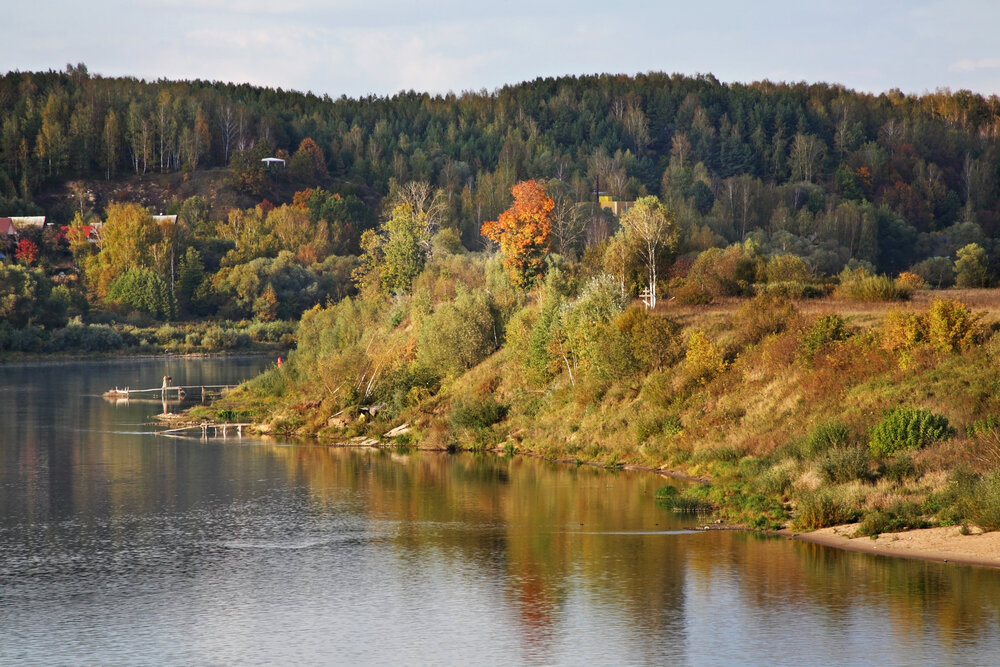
xmin=2 ymin=357 xmax=1000 ymax=665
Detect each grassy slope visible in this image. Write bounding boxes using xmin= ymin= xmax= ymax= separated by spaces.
xmin=215 ymin=289 xmax=1000 ymax=533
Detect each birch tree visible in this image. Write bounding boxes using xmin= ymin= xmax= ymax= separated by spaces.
xmin=618 ymin=196 xmax=676 ymax=308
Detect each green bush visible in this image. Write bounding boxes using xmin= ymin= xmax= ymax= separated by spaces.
xmin=798 ymin=314 xmax=849 ymax=364
xmin=925 ymin=299 xmax=983 ymax=353
xmin=201 ymin=326 xmax=251 ymax=351
xmin=753 ymin=281 xmax=825 ymax=299
xmin=876 ymin=455 xmax=919 ymax=484
xmin=855 ymin=502 xmax=929 ymax=537
xmin=417 ymin=287 xmax=499 ymax=379
xmin=869 ymin=407 xmax=953 ymax=457
xmin=963 ymin=470 xmax=1000 ymax=531
xmin=448 ymin=396 xmax=507 ymax=430
xmin=793 ymin=490 xmax=860 ymax=530
xmin=47 ymin=324 xmax=124 ymax=352
xmin=819 ymin=446 xmax=872 ymax=484
xmin=800 ymin=420 xmax=851 ymax=458
xmin=835 ymin=268 xmax=909 ymax=302
xmin=247 ymin=320 xmax=297 ymax=343
xmin=633 ymin=413 xmax=682 ymax=442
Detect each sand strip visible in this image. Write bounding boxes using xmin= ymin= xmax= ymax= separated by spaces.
xmin=779 ymin=524 xmax=1000 ymax=569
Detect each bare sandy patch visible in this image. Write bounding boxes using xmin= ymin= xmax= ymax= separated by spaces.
xmin=783 ymin=524 xmax=1000 ymax=568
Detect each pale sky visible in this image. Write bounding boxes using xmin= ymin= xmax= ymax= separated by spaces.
xmin=4 ymin=0 xmax=1000 ymax=98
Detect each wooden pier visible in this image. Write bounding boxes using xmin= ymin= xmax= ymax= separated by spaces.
xmin=103 ymin=384 xmax=234 ymax=401
xmin=156 ymin=421 xmax=253 ymax=439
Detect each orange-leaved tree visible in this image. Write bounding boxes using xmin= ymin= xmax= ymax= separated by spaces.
xmin=481 ymin=179 xmax=554 ymax=288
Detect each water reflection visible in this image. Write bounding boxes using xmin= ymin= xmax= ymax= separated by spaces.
xmin=2 ymin=359 xmax=1000 ymax=664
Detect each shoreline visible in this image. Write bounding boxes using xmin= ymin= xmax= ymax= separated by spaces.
xmin=780 ymin=524 xmax=1000 ymax=569
xmin=0 ymin=349 xmax=280 ymax=365
xmin=158 ymin=412 xmax=1000 ymax=570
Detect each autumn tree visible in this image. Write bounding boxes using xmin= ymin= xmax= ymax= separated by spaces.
xmin=618 ymin=196 xmax=677 ymax=308
xmin=85 ymin=203 xmax=161 ymax=299
xmin=288 ymin=137 xmax=329 ymax=183
xmin=15 ymin=238 xmax=40 ymax=265
xmin=481 ymin=179 xmax=554 ymax=288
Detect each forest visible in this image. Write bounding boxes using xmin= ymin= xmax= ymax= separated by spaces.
xmin=7 ymin=65 xmax=1000 ymax=533
xmin=3 ymin=65 xmax=1000 ymax=349
xmin=2 ymin=65 xmax=1000 ymax=271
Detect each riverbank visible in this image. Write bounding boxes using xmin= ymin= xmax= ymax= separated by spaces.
xmin=196 ymin=287 xmax=1000 ymax=565
xmin=160 ymin=401 xmax=1000 ymax=569
xmin=0 ymin=319 xmax=296 ymax=360
xmin=787 ymin=524 xmax=1000 ymax=569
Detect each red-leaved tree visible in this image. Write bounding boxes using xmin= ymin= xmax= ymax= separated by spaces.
xmin=481 ymin=179 xmax=553 ymax=288
xmin=15 ymin=238 xmax=39 ymax=265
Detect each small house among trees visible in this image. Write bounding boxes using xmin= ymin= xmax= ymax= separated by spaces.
xmin=0 ymin=218 xmax=17 ymax=238
xmin=598 ymin=195 xmax=633 ymax=216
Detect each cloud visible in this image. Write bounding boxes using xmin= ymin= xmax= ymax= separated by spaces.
xmin=949 ymin=58 xmax=1000 ymax=73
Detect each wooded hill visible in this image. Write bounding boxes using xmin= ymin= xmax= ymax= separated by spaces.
xmin=3 ymin=65 xmax=1000 ymax=278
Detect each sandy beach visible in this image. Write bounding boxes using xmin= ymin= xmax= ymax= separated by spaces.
xmin=783 ymin=524 xmax=1000 ymax=569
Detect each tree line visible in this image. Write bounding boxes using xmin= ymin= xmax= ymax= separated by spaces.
xmin=1 ymin=68 xmax=999 ymax=263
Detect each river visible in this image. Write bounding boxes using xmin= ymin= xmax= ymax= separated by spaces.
xmin=2 ymin=357 xmax=1000 ymax=665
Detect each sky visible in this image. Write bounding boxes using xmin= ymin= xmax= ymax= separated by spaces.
xmin=3 ymin=0 xmax=1000 ymax=99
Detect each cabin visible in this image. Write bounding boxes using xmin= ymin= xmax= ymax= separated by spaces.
xmin=598 ymin=195 xmax=634 ymax=216
xmin=10 ymin=216 xmax=46 ymax=229
xmin=261 ymin=157 xmax=286 ymax=169
xmin=0 ymin=218 xmax=16 ymax=238
xmin=152 ymin=215 xmax=178 ymax=225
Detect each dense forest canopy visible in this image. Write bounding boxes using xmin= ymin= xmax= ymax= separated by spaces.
xmin=4 ymin=64 xmax=1000 ymax=320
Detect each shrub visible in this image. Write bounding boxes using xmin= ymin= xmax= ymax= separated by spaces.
xmin=793 ymin=490 xmax=859 ymax=530
xmin=684 ymin=330 xmax=727 ymax=383
xmin=798 ymin=314 xmax=849 ymax=364
xmin=201 ymin=326 xmax=251 ymax=351
xmin=855 ymin=503 xmax=929 ymax=537
xmin=800 ymin=420 xmax=851 ymax=458
xmin=835 ymin=267 xmax=908 ymax=301
xmin=910 ymin=257 xmax=954 ymax=289
xmin=925 ymin=299 xmax=984 ymax=353
xmin=732 ymin=294 xmax=798 ymax=345
xmin=965 ymin=470 xmax=1000 ymax=531
xmin=154 ymin=325 xmax=184 ymax=346
xmin=633 ymin=413 xmax=682 ymax=442
xmin=869 ymin=407 xmax=953 ymax=457
xmin=47 ymin=324 xmax=124 ymax=352
xmin=819 ymin=446 xmax=872 ymax=484
xmin=894 ymin=271 xmax=925 ymax=292
xmin=247 ymin=320 xmax=297 ymax=343
xmin=764 ymin=254 xmax=813 ymax=284
xmin=686 ymin=243 xmax=762 ymax=298
xmin=876 ymin=454 xmax=919 ymax=484
xmin=880 ymin=309 xmax=926 ymax=354
xmin=448 ymin=396 xmax=507 ymax=430
xmin=655 ymin=485 xmax=680 ymax=499
xmin=753 ymin=281 xmax=825 ymax=299
xmin=418 ymin=288 xmax=499 ymax=379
